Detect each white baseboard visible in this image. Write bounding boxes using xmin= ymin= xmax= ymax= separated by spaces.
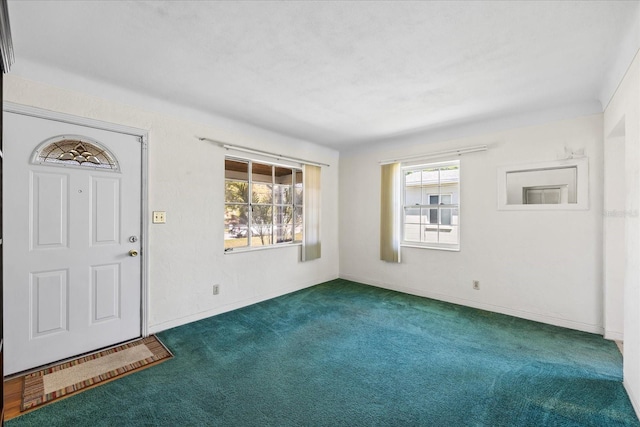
xmin=340 ymin=274 xmax=604 ymax=335
xmin=149 ymin=273 xmax=603 ymax=336
xmin=605 ymin=331 xmax=624 ymax=341
xmin=148 ymin=275 xmax=338 ymax=334
xmin=624 ymin=380 xmax=640 ymax=421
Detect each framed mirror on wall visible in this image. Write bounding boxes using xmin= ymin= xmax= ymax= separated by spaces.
xmin=497 ymin=157 xmax=589 ymax=210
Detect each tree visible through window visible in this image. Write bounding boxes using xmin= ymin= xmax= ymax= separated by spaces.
xmin=224 ymin=158 xmax=302 ymax=251
xmin=402 ymin=160 xmax=460 ymax=250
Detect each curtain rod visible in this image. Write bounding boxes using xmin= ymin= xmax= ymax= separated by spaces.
xmin=379 ymin=145 xmax=488 ymax=165
xmin=198 ymin=137 xmax=330 ymax=168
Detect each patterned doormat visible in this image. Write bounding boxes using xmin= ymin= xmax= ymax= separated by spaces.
xmin=21 ymin=335 xmax=172 ymax=411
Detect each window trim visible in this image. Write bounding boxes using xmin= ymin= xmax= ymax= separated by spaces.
xmin=223 ymin=241 xmax=302 ymax=255
xmin=224 ymin=156 xmax=303 ymax=253
xmin=400 ymin=160 xmax=460 ymax=251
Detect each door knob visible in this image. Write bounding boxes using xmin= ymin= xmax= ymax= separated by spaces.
xmin=129 ymin=249 xmax=139 ymax=257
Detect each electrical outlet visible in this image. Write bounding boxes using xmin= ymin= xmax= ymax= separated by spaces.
xmin=152 ymin=211 xmax=166 ymax=224
xmin=473 ymin=280 xmax=480 ymax=290
xmin=212 ymin=284 xmax=220 ymax=295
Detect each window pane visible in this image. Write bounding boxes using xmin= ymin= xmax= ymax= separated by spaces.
xmin=275 ymin=206 xmax=293 ymax=226
xmin=422 ymin=189 xmax=437 ymax=204
xmin=421 ymin=168 xmax=439 ymax=185
xmin=225 ymin=204 xmax=248 ymax=230
xmin=225 ymin=180 xmax=248 ymax=203
xmin=441 ymin=194 xmax=452 ymax=204
xmin=252 ymin=225 xmax=273 ymax=246
xmin=294 ymin=207 xmax=303 ymax=242
xmin=252 ymin=204 xmax=273 ymax=247
xmin=225 ymin=205 xmax=249 ymax=249
xmin=430 ymin=209 xmax=438 ymax=224
xmin=404 ymin=224 xmax=421 ymax=242
xmin=439 ymin=225 xmax=458 ymax=245
xmin=252 ymin=183 xmax=273 ymax=204
xmin=275 ymin=224 xmax=293 ymax=243
xmin=423 ymin=225 xmax=439 ymax=243
xmin=275 ymin=167 xmax=293 ymax=183
xmin=404 ymin=170 xmax=421 ymax=184
xmin=422 ymin=207 xmax=437 ymax=225
xmin=405 ymin=187 xmax=421 ymax=205
xmin=294 ymin=170 xmax=303 ymax=206
xmin=225 ymin=159 xmax=248 ymax=180
xmin=404 ymin=171 xmax=421 ymax=205
xmin=404 ymin=207 xmax=420 ymax=224
xmin=252 ymin=162 xmax=273 ymax=183
xmin=441 ymin=165 xmax=459 ymax=183
xmin=252 ymin=205 xmax=272 ymax=224
xmin=294 ymin=184 xmax=303 ymax=206
xmin=440 ymin=208 xmax=452 ymax=225
xmin=274 ymin=184 xmax=292 ymax=204
xmin=294 ymin=207 xmax=303 ymax=223
xmin=295 ymin=171 xmax=303 ymax=205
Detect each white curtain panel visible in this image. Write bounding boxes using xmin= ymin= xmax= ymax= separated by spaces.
xmin=303 ymin=164 xmax=321 ymax=261
xmin=380 ymin=162 xmax=400 ymax=263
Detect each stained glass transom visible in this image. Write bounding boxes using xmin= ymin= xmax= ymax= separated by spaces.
xmin=33 ymin=138 xmax=119 ymax=171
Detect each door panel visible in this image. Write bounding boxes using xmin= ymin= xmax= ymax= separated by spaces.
xmin=30 ymin=269 xmax=68 ymax=337
xmin=91 ymin=176 xmax=120 ymax=245
xmin=4 ymin=112 xmax=142 ymax=375
xmin=31 ymin=172 xmax=69 ymax=249
xmin=91 ymin=263 xmax=120 ymax=322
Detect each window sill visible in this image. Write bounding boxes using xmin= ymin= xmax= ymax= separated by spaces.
xmin=224 ymin=242 xmax=302 ymax=255
xmin=401 ymin=243 xmax=460 ymax=252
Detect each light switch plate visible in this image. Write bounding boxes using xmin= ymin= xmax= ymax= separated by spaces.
xmin=153 ymin=211 xmax=166 ymax=224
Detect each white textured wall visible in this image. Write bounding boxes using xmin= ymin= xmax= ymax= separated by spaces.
xmin=604 ymin=53 xmax=640 ymax=417
xmin=603 ymin=130 xmax=626 ymax=340
xmin=3 ymin=74 xmax=340 ymax=333
xmin=340 ymin=114 xmax=604 ymax=333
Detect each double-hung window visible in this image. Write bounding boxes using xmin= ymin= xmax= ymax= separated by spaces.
xmin=402 ymin=160 xmax=460 ymax=250
xmin=224 ymin=157 xmax=303 ymax=251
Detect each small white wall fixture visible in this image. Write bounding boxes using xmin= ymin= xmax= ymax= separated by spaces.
xmin=497 ymin=157 xmax=589 ymax=211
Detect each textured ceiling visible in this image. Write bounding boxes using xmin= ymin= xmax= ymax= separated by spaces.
xmin=7 ymin=1 xmax=639 ymax=149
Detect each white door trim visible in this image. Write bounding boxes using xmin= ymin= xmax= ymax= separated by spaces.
xmin=3 ymin=101 xmax=150 ymax=338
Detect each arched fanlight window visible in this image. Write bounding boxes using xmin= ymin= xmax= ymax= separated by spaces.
xmin=31 ymin=135 xmax=120 ymax=171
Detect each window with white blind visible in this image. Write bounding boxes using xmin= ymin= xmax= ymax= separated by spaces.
xmin=402 ymin=160 xmax=460 ymax=250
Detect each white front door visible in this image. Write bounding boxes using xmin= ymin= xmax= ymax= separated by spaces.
xmin=3 ymin=111 xmax=142 ymax=375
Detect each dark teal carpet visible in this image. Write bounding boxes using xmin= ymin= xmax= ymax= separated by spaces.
xmin=7 ymin=279 xmax=639 ymax=426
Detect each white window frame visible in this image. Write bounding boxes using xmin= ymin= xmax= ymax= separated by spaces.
xmin=401 ymin=160 xmax=460 ymax=251
xmin=224 ymin=156 xmax=303 ymax=253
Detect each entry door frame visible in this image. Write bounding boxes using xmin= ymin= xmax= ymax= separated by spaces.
xmin=3 ymin=101 xmax=150 ymax=338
